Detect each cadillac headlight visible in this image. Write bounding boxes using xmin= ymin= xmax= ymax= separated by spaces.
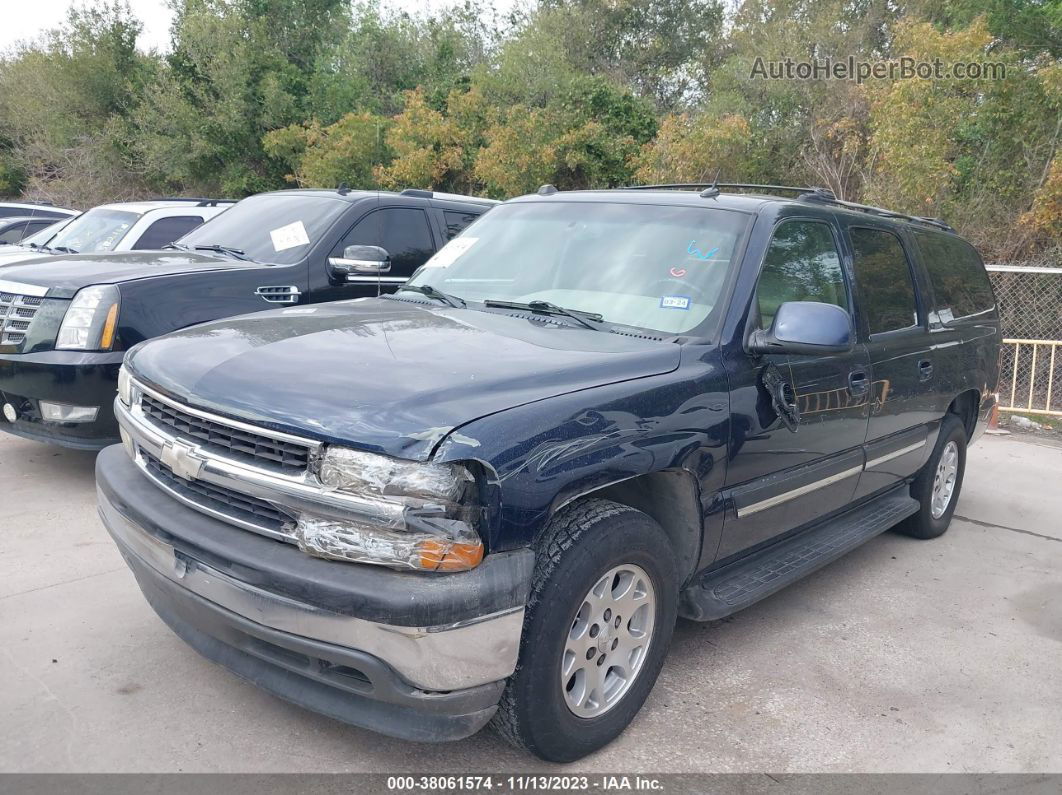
xmin=296 ymin=446 xmax=483 ymax=571
xmin=56 ymin=285 xmax=121 ymax=351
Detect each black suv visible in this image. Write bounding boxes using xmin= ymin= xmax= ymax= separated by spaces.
xmin=0 ymin=188 xmax=495 ymax=448
xmin=96 ymin=185 xmax=1000 ymax=761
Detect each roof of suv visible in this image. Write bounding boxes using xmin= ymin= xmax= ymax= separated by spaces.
xmin=256 ymin=188 xmax=499 ymax=207
xmin=512 ymin=185 xmax=956 ymax=235
xmin=94 ymin=199 xmax=235 ymax=215
xmin=0 ymin=201 xmax=79 ymax=217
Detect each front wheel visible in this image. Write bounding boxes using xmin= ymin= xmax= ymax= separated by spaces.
xmin=492 ymin=498 xmax=678 ymax=762
xmin=895 ymin=413 xmax=967 ymax=539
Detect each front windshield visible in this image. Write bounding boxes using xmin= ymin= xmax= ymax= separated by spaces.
xmin=177 ymin=193 xmax=350 ymax=265
xmin=48 ymin=209 xmax=138 ymax=253
xmin=408 ymin=201 xmax=749 ymax=334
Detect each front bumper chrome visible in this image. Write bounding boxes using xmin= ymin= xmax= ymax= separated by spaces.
xmin=100 ymin=483 xmax=524 ymax=692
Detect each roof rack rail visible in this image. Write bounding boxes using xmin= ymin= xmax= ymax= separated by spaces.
xmin=620 ymin=182 xmax=955 ymax=231
xmin=400 ymin=188 xmax=434 ymax=199
xmin=801 ymin=192 xmax=954 ymax=231
xmin=153 ymin=197 xmax=237 ymax=206
xmin=624 ymin=183 xmax=815 ymax=195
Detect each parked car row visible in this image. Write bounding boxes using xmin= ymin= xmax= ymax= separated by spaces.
xmin=0 ymin=188 xmax=495 ymax=447
xmin=1 ymin=183 xmax=1001 ymax=761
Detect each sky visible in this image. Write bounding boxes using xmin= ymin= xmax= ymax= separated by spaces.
xmin=0 ymin=0 xmax=514 ymax=54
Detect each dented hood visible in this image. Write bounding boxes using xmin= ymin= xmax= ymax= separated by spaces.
xmin=127 ymin=297 xmax=681 ymax=460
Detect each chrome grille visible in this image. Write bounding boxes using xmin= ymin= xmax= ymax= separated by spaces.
xmin=0 ymin=292 xmax=41 ymax=345
xmin=142 ymin=450 xmax=295 ymax=536
xmin=140 ymin=393 xmax=312 ymax=473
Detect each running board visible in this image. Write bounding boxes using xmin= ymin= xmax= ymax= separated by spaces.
xmin=679 ymin=489 xmax=919 ymax=621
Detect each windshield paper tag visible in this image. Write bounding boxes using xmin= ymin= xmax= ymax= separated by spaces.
xmin=660 ymin=295 xmax=691 ymax=310
xmin=270 ymin=221 xmax=310 ymax=252
xmin=424 ymin=237 xmax=478 ymax=268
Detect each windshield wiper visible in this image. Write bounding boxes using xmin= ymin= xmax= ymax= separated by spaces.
xmin=192 ymin=243 xmax=253 ymax=261
xmin=483 ymin=299 xmax=606 ymax=331
xmin=398 ymin=283 xmax=467 ymax=308
xmin=51 ymin=245 xmax=78 ymax=254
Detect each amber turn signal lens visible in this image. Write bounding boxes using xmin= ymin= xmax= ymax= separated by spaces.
xmin=417 ymin=539 xmax=485 ymax=571
xmin=100 ymin=303 xmax=119 ymax=350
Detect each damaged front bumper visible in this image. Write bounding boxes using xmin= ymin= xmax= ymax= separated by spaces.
xmin=96 ymin=445 xmax=534 ymax=742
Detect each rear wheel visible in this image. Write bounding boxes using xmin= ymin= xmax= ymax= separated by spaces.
xmin=895 ymin=413 xmax=967 ymax=539
xmin=492 ymin=498 xmax=677 ymax=762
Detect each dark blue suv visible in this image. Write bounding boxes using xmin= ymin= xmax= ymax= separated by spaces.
xmin=96 ymin=184 xmax=1000 ymax=761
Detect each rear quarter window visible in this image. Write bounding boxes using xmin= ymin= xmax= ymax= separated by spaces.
xmin=912 ymin=231 xmax=995 ymax=322
xmin=443 ymin=209 xmax=482 ymax=240
xmin=849 ymin=227 xmax=919 ymax=334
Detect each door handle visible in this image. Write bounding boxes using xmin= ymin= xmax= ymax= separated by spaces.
xmin=848 ymin=370 xmax=869 ymax=395
xmin=918 ymin=360 xmax=934 ymax=381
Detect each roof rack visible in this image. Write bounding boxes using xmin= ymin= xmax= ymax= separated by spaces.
xmin=801 ymin=192 xmax=955 ymax=232
xmin=624 ymin=183 xmax=815 ymax=195
xmin=400 ymin=188 xmax=434 ymax=199
xmin=622 ymin=182 xmax=954 ymax=231
xmin=153 ymin=197 xmax=237 ymax=206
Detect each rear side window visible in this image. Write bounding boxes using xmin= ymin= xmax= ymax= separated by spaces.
xmin=132 ymin=215 xmax=205 ymax=250
xmin=912 ymin=231 xmax=994 ymax=321
xmin=0 ymin=223 xmax=29 ymax=244
xmin=443 ymin=210 xmax=481 ymax=240
xmin=849 ymin=227 xmax=919 ymax=334
xmin=756 ymin=220 xmax=848 ymax=329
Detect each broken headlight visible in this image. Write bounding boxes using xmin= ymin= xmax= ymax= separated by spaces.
xmin=296 ymin=446 xmax=483 ymax=572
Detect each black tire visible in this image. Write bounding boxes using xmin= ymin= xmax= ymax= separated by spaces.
xmin=894 ymin=413 xmax=967 ymax=539
xmin=491 ymin=498 xmax=678 ymax=762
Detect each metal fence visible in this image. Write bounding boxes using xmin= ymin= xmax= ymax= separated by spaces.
xmin=987 ymin=264 xmax=1062 ymax=417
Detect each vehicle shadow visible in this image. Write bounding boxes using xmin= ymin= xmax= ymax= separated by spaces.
xmin=1 ymin=435 xmax=100 ymax=483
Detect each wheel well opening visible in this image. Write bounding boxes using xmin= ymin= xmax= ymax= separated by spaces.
xmin=584 ymin=470 xmax=702 ymax=582
xmin=949 ymin=389 xmax=980 ymax=440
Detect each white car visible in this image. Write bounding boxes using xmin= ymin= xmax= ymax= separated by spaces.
xmin=0 ymin=201 xmax=77 ymax=223
xmin=0 ymin=199 xmax=234 ymax=268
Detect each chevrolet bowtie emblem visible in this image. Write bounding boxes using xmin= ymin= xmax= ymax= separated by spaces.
xmin=161 ymin=440 xmax=206 ymax=481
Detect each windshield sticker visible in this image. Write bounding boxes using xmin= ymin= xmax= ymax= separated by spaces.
xmin=270 ymin=220 xmax=310 ymax=252
xmin=424 ymin=236 xmax=478 ymax=268
xmin=687 ymin=240 xmax=720 ymax=260
xmin=281 ymin=307 xmax=316 ymax=315
xmin=660 ymin=295 xmax=691 ymax=310
xmin=669 ymin=267 xmax=687 ymax=278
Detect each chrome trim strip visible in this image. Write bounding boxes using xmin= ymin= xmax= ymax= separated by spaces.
xmin=134 ymin=378 xmax=321 ymax=451
xmin=344 ymin=276 xmax=407 ymax=284
xmin=0 ymin=280 xmax=49 ymax=297
xmin=866 ymin=439 xmax=926 ymax=469
xmin=737 ymin=465 xmax=864 ymax=518
xmin=99 ymin=494 xmax=522 ymax=690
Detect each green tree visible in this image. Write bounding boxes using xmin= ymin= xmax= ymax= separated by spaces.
xmin=131 ymin=0 xmax=348 ymax=196
xmin=0 ymin=1 xmax=152 ymax=205
xmin=263 ymin=112 xmax=391 ymax=188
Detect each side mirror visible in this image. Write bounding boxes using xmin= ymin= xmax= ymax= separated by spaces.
xmin=328 ymin=245 xmax=391 ymax=280
xmin=748 ymin=301 xmax=853 ymax=356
